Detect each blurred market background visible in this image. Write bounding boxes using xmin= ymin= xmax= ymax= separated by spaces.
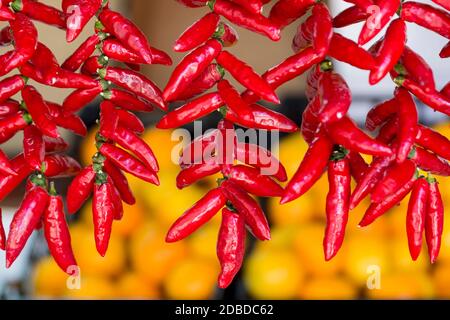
xmin=0 ymin=0 xmax=449 ymax=300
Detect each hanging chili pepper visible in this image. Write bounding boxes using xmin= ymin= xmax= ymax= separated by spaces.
xmin=399 ymin=46 xmax=436 ymax=93
xmin=396 ymin=87 xmax=418 ymax=163
xmin=102 ymin=88 xmax=153 ymax=112
xmin=318 ymin=72 xmax=352 ymax=123
xmin=0 ymin=154 xmax=33 ymax=202
xmin=0 ymin=111 xmax=30 ymax=143
xmin=42 ymin=154 xmax=81 ymax=178
xmin=12 ymin=0 xmax=66 ymax=29
xmin=62 ymin=34 xmax=101 ymax=72
xmin=269 ymin=0 xmax=315 ymax=29
xmin=344 ymin=0 xmax=373 ymax=8
xmin=425 ymin=176 xmax=444 ymax=263
xmin=329 ymin=34 xmax=375 ymax=70
xmin=309 ymin=3 xmax=333 ymax=56
xmin=62 ymin=85 xmax=102 ymax=113
xmin=416 ymin=125 xmax=450 ymax=161
xmin=211 ymin=0 xmax=281 ymax=41
xmin=176 ymin=64 xmax=224 ymax=101
xmin=116 ymin=109 xmax=145 ymax=134
xmin=410 ymin=147 xmax=450 ymax=177
xmin=92 ymin=179 xmax=115 ymax=256
xmin=333 ymin=5 xmax=369 ymax=28
xmin=44 ymin=136 xmax=69 ymax=153
xmin=0 ymin=26 xmax=12 ymax=46
xmin=176 ymin=0 xmax=208 ymax=7
xmin=282 ymin=131 xmax=333 ymax=204
xmin=216 ymin=51 xmax=279 ymax=104
xmin=63 ymin=0 xmax=102 ymax=42
xmin=214 ymin=22 xmax=239 ymax=47
xmin=227 ymin=165 xmax=284 ymax=197
xmin=180 ymin=130 xmax=219 ymax=168
xmin=217 ymin=119 xmax=236 ymax=174
xmin=103 ymin=159 xmax=136 ymax=205
xmin=440 ymin=41 xmax=450 ymax=58
xmin=44 ymin=183 xmax=77 ymax=273
xmin=301 ymin=96 xmax=321 ymax=145
xmin=366 ymin=98 xmax=397 ymax=131
xmin=0 ymin=149 xmax=16 ymax=176
xmin=6 ymin=183 xmax=49 ymax=268
xmin=229 ymin=0 xmax=263 ymax=14
xmin=174 ymin=13 xmax=220 ymax=52
xmin=217 ymin=207 xmax=245 ymax=289
xmin=218 ymin=80 xmax=255 ymax=122
xmin=347 ymin=151 xmax=369 ymax=183
xmin=67 ymin=165 xmax=96 ymax=214
xmin=0 ymin=99 xmax=20 ymax=118
xmin=0 ymin=6 xmax=14 ymax=21
xmin=166 ymin=188 xmax=226 ymax=242
xmin=0 ymin=75 xmax=26 ymax=103
xmin=176 ymin=158 xmax=222 ymax=189
xmin=107 ymin=175 xmax=123 ymax=221
xmin=0 ymin=209 xmax=5 ymax=250
xmin=406 ymin=177 xmax=429 ymax=260
xmin=98 ymin=8 xmax=154 ymax=63
xmin=401 ymin=2 xmax=450 ymax=39
xmin=23 ymin=125 xmax=45 ymax=171
xmin=358 ymin=0 xmax=400 ymax=45
xmin=45 ymin=101 xmax=87 ymax=137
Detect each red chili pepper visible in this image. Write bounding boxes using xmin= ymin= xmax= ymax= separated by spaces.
xmin=0 ymin=6 xmax=14 ymax=21
xmin=98 ymin=100 xmax=119 ymax=141
xmin=102 ymin=88 xmax=153 ymax=112
xmin=0 ymin=111 xmax=30 ymax=143
xmin=366 ymin=98 xmax=397 ymax=131
xmin=401 ymin=2 xmax=450 ymax=39
xmin=176 ymin=64 xmax=224 ymax=101
xmin=217 ymin=207 xmax=245 ymax=289
xmin=62 ymin=85 xmax=102 ymax=113
xmin=0 ymin=26 xmax=12 ymax=46
xmin=301 ymin=96 xmax=321 ymax=145
xmin=360 ymin=172 xmax=417 ymax=227
xmin=395 ymin=87 xmax=418 ymax=163
xmin=180 ymin=129 xmax=219 ymax=167
xmin=108 ymin=175 xmax=123 ymax=221
xmin=0 ymin=154 xmax=33 ymax=202
xmin=324 ymin=156 xmax=351 ymax=261
xmin=344 ymin=0 xmax=373 ymax=8
xmin=157 ymin=93 xmax=224 ymax=129
xmin=0 ymin=149 xmax=16 ymax=176
xmin=45 ymin=101 xmax=87 ymax=137
xmin=23 ymin=125 xmax=44 ymax=171
xmin=164 ymin=39 xmax=222 ymax=102
xmin=216 ymin=119 xmax=237 ymax=174
xmin=6 ymin=184 xmax=49 ymax=268
xmin=215 ymin=22 xmax=239 ymax=47
xmin=440 ymin=41 xmax=450 ymax=58
xmin=92 ymin=180 xmax=115 ymax=256
xmin=269 ymin=0 xmax=315 ymax=29
xmin=406 ymin=177 xmax=429 ymax=260
xmin=43 ymin=154 xmax=81 ymax=178
xmin=227 ymin=164 xmax=284 ymax=197
xmin=63 ymin=0 xmax=102 ymax=42
xmin=281 ymin=131 xmax=333 ymax=204
xmin=291 ymin=13 xmax=314 ymax=53
xmin=358 ymin=0 xmax=400 ymax=45
xmin=333 ymin=5 xmax=369 ymax=28
xmin=12 ymin=0 xmax=66 ymax=29
xmin=0 ymin=99 xmax=20 ymax=118
xmin=425 ymin=177 xmax=444 ymax=263
xmin=217 ymin=51 xmax=279 ymax=104
xmin=99 ymin=143 xmax=159 ymax=185
xmin=99 ymin=8 xmax=154 ymax=63
xmin=166 ymin=188 xmax=226 ymax=242
xmin=377 ymin=116 xmax=399 ymax=144
xmin=80 ymin=55 xmax=102 ymax=76
xmin=67 ymin=165 xmax=96 ymax=214
xmin=62 ymin=34 xmax=101 ymax=72
xmin=44 ymin=187 xmax=77 ymax=273
xmin=370 ymin=19 xmax=407 ymax=85
xmin=318 ymin=72 xmax=352 ymax=123
xmin=0 ymin=209 xmax=5 ymax=250
xmin=176 ymin=0 xmax=208 ymax=7
xmin=116 ymin=109 xmax=145 ymax=135
xmin=410 ymin=147 xmax=450 ymax=177
xmin=329 ymin=33 xmax=375 ymax=70
xmin=347 ymin=151 xmax=368 ymax=183
xmin=103 ymin=159 xmax=136 ymax=205
xmin=399 ymin=46 xmax=436 ymax=93
xmin=309 ymin=3 xmax=333 ymax=56
xmin=416 ymin=125 xmax=450 ymax=161
xmin=44 ymin=136 xmax=69 ymax=153
xmin=176 ymin=158 xmax=222 ymax=189
xmin=229 ymin=0 xmax=263 ymax=14
xmin=174 ymin=13 xmax=220 ymax=52
xmin=218 ymin=80 xmax=255 ymax=122
xmin=0 ymin=75 xmax=26 ymax=103
xmin=211 ymin=0 xmax=281 ymax=41
xmin=432 ymin=0 xmax=450 ymax=11
xmin=100 ymin=66 xmax=166 ymax=111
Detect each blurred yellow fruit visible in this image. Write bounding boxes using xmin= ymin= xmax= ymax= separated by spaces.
xmin=117 ymin=273 xmax=160 ymax=299
xmin=293 ymin=223 xmax=344 ymax=277
xmin=255 ymin=225 xmax=298 ymax=251
xmin=438 ymin=211 xmax=450 ymax=262
xmin=64 ymin=276 xmax=117 ymax=300
xmin=71 ymin=224 xmax=126 ymax=277
xmin=164 ymin=258 xmax=218 ymax=300
xmin=432 ymin=263 xmax=450 ymax=298
xmin=130 ymin=221 xmax=187 ymax=285
xmin=268 ymin=192 xmax=316 ymax=226
xmin=79 ymin=125 xmax=98 ymax=166
xmin=389 ymin=237 xmax=428 ymax=273
xmin=432 ymin=121 xmax=450 ymax=137
xmin=366 ymin=273 xmax=434 ymax=299
xmin=32 ymin=256 xmax=69 ymax=298
xmin=297 ymin=277 xmax=358 ymax=300
xmin=141 ymin=127 xmax=183 ymax=171
xmin=347 ymin=199 xmax=389 ymax=237
xmin=187 ymin=223 xmax=221 ymax=262
xmin=244 ymin=249 xmax=304 ymax=300
xmin=275 ymin=134 xmax=309 ymax=179
xmin=113 ymin=202 xmax=146 ymax=237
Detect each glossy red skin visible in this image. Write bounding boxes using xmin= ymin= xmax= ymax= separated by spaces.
xmin=0 ymin=7 xmax=14 ymax=21
xmin=164 ymin=39 xmax=222 ymax=102
xmin=333 ymin=5 xmax=369 ymax=28
xmin=220 ymin=23 xmax=239 ymax=47
xmin=281 ymin=131 xmax=333 ymax=204
xmin=99 ymin=143 xmax=159 ymax=185
xmin=44 ymin=195 xmax=77 ymax=273
xmin=62 ymin=34 xmax=101 ymax=72
xmin=43 ymin=136 xmax=69 ymax=153
xmin=426 ymin=180 xmax=444 ymax=263
xmin=102 ymin=39 xmax=172 ymax=65
xmin=301 ymin=96 xmax=321 ymax=145
xmin=179 ymin=129 xmax=219 ymax=168
xmin=63 ymin=85 xmax=103 ymax=113
xmin=432 ymin=0 xmax=450 ymax=10
xmin=305 ymin=65 xmax=322 ymax=102
xmin=46 ymin=100 xmax=88 ymax=137
xmin=222 ymin=180 xmax=271 ymax=241
xmin=396 ymin=87 xmax=419 ymax=163
xmin=63 ymin=0 xmax=102 ymax=42
xmin=229 ymin=0 xmax=262 ymax=14
xmin=0 ymin=75 xmax=25 ymax=103
xmin=318 ymin=72 xmax=352 ymax=123
xmin=329 ymin=34 xmax=375 ymax=70
xmin=370 ymin=19 xmax=407 ymax=85
xmin=360 ymin=175 xmax=417 ymax=227
xmin=157 ymin=93 xmax=224 ymax=129
xmin=401 ymin=2 xmax=450 ymax=39
xmin=108 ymin=175 xmax=123 ymax=221
xmin=416 ymin=125 xmax=450 ymax=161
xmin=103 ymin=160 xmax=136 ymax=205
xmin=99 ymin=101 xmax=119 ymax=140
xmin=407 ymin=178 xmax=429 ymax=260
xmin=116 ymin=109 xmax=145 ymax=134
xmin=242 ymin=47 xmax=323 ymax=104
xmin=176 ymin=158 xmax=222 ymax=189
xmin=217 ymin=207 xmax=246 ymax=289
xmin=225 ymin=103 xmax=298 ymax=133
xmin=0 ymin=154 xmax=33 ymax=202
xmin=104 ymin=66 xmax=166 ymax=111
xmin=324 ymin=159 xmax=351 ymax=261
xmin=174 ymin=13 xmax=220 ymax=52
xmin=67 ymin=165 xmax=96 ymax=214
xmin=292 ymin=13 xmax=313 ymax=53
xmin=377 ymin=116 xmax=399 ymax=144
xmin=213 ymin=0 xmax=280 ymax=41
xmin=80 ymin=55 xmax=101 ymax=76
xmin=217 ymin=119 xmax=237 ymax=175
xmin=176 ymin=64 xmax=223 ymax=101
xmin=218 ymin=80 xmax=255 ymax=123
xmin=93 ymin=182 xmax=115 ymax=256
xmin=400 ymin=46 xmax=436 ymax=93
xmin=411 ymin=147 xmax=450 ymax=176
xmin=217 ymin=51 xmax=279 ymax=104
xmin=440 ymin=41 xmax=450 ymax=58
xmin=371 ymin=159 xmax=417 ymax=203
xmin=23 ymin=125 xmax=45 ymax=171
xmin=30 ymin=43 xmax=60 ymax=82
xmin=176 ymin=0 xmax=208 ymax=8
xmin=0 ymin=148 xmax=16 ymax=176
xmin=42 ymin=154 xmax=81 ymax=178
xmin=325 ymin=116 xmax=392 ymax=157
xmin=166 ymin=188 xmax=227 ymax=242
xmin=358 ymin=0 xmax=400 ymax=45
xmin=19 ymin=0 xmax=66 ymax=29
xmin=103 ymin=88 xmax=153 ymax=112
xmin=0 ymin=99 xmax=19 ymax=118
xmin=344 ymin=0 xmax=373 ymax=8
xmin=0 ymin=26 xmax=12 ymax=46
xmin=366 ymin=98 xmax=397 ymax=131
xmin=0 ymin=112 xmax=28 ymax=144
xmin=401 ymin=78 xmax=450 ymax=116
xmin=441 ymin=82 xmax=450 ymax=99
xmin=269 ymin=0 xmax=315 ymax=29
xmin=347 ymin=151 xmax=369 ymax=183
xmin=228 ymin=165 xmax=284 ymax=197
xmin=310 ymin=3 xmax=333 ymax=56
xmin=0 ymin=209 xmax=5 ymax=250
xmin=6 ymin=186 xmax=49 ymax=268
